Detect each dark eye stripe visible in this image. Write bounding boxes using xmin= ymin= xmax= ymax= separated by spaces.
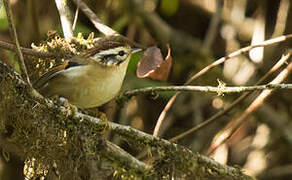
xmin=102 ymin=54 xmax=116 ymax=62
xmin=118 ymin=50 xmax=125 ymax=56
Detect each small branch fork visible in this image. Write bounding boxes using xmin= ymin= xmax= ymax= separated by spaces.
xmin=153 ymin=34 xmax=292 ymax=137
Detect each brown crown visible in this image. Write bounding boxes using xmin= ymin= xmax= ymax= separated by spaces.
xmin=83 ymin=35 xmax=135 ymax=58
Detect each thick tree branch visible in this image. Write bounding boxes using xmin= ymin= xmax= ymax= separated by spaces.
xmin=0 ymin=61 xmax=147 ymax=179
xmin=0 ymin=61 xmax=254 ymax=179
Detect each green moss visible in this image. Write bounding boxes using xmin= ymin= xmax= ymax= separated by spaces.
xmin=0 ymin=64 xmax=110 ymax=178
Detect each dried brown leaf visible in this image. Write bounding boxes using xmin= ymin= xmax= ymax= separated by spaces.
xmin=136 ymin=45 xmax=172 ymax=82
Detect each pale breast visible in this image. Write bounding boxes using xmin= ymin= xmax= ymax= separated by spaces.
xmin=54 ymin=60 xmax=129 ymax=108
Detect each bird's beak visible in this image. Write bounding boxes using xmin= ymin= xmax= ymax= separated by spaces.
xmin=131 ymin=48 xmax=142 ymax=54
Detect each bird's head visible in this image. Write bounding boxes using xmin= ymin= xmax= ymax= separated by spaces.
xmin=85 ymin=36 xmax=141 ymax=66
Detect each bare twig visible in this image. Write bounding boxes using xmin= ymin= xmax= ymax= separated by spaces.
xmin=123 ymin=83 xmax=292 ymax=97
xmin=3 ymin=0 xmax=30 ymax=84
xmin=169 ymin=52 xmax=291 ymax=142
xmin=71 ymin=0 xmax=117 ymax=36
xmin=207 ymin=58 xmax=292 ymax=155
xmin=0 ymin=40 xmax=57 ymax=58
xmin=154 ymin=34 xmax=292 ymax=137
xmin=72 ymin=5 xmax=79 ymax=31
xmin=190 ymin=35 xmax=292 ymax=84
xmin=55 ymin=0 xmax=74 ymax=41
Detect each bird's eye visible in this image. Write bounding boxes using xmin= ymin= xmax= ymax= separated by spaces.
xmin=118 ymin=50 xmax=125 ymax=56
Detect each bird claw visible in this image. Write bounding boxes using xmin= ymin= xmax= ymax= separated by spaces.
xmin=53 ymin=96 xmax=78 ymax=117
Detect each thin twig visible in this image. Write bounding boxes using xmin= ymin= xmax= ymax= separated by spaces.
xmin=124 ymin=83 xmax=292 ymax=97
xmin=3 ymin=0 xmax=30 ymax=84
xmin=154 ymin=34 xmax=292 ymax=137
xmin=71 ymin=0 xmax=117 ymax=36
xmin=169 ymin=52 xmax=291 ymax=142
xmin=207 ymin=58 xmax=292 ymax=155
xmin=72 ymin=4 xmax=79 ymax=30
xmin=0 ymin=40 xmax=57 ymax=58
xmin=189 ymin=34 xmax=292 ymax=83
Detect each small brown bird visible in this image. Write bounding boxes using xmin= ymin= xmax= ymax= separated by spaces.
xmin=34 ymin=36 xmax=141 ymax=108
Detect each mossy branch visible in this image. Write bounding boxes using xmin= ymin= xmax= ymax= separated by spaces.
xmin=0 ymin=61 xmax=254 ymax=179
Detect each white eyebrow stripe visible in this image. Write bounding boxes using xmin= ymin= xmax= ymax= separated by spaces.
xmin=93 ymin=47 xmax=127 ymax=57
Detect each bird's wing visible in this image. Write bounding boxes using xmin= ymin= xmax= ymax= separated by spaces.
xmin=33 ymin=57 xmax=90 ymax=89
xmin=33 ymin=60 xmax=69 ymax=89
